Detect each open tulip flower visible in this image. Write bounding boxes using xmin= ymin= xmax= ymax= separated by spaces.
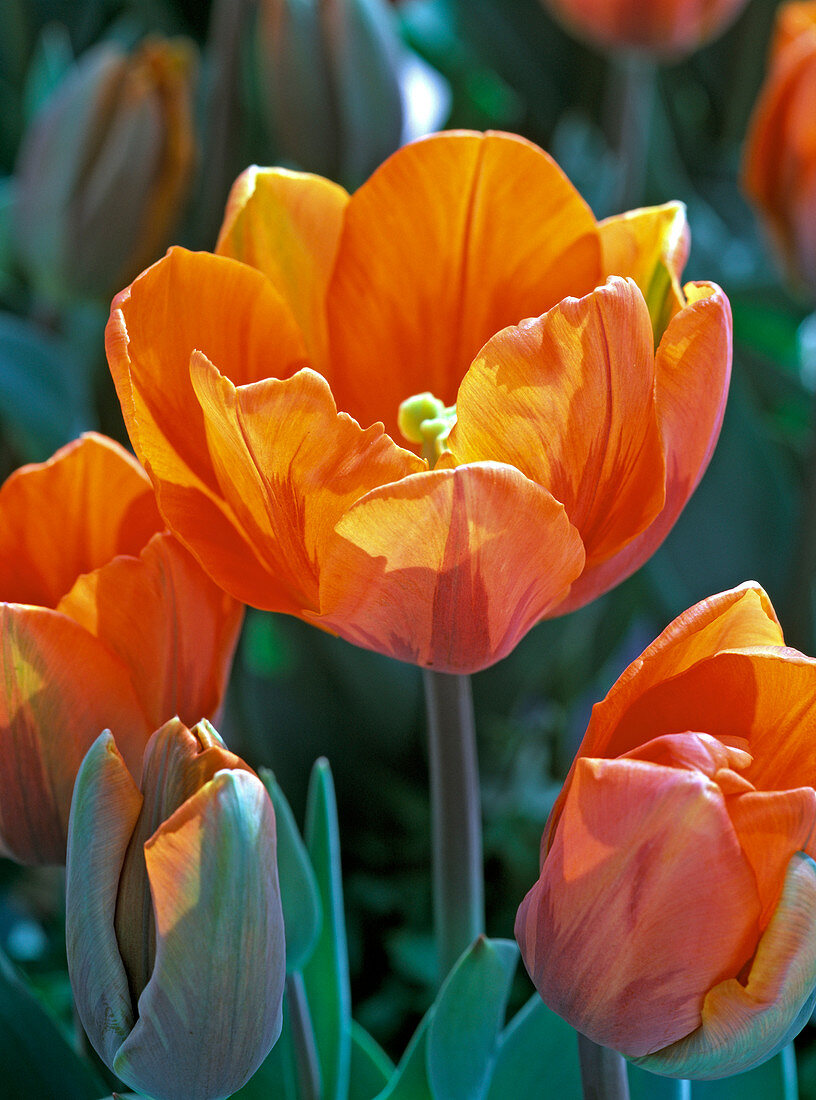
xmin=516 ymin=582 xmax=816 ymax=1078
xmin=107 ymin=130 xmax=731 ymax=674
xmin=742 ymin=0 xmax=816 ymax=298
xmin=539 ymin=0 xmax=749 ymax=58
xmin=0 ymin=433 xmax=243 ymax=865
xmin=66 ymin=718 xmax=285 ymax=1100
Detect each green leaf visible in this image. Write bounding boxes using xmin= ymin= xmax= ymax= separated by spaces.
xmin=427 ymin=937 xmax=518 ymax=1100
xmin=303 ymin=758 xmax=352 ymax=1100
xmin=374 ymin=1008 xmax=434 ymax=1100
xmin=349 ymin=1019 xmax=395 ymax=1100
xmin=0 ymin=948 xmax=106 ymax=1099
xmin=260 ymin=768 xmax=322 ymax=972
xmin=691 ymin=1046 xmax=797 ymax=1099
xmin=487 ymin=995 xmax=582 ymax=1099
xmin=22 ymin=23 xmax=73 ymax=124
xmin=628 ymin=1063 xmax=690 ymax=1099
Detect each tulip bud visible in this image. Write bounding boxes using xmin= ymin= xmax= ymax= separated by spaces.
xmin=742 ymin=1 xmax=816 ymax=298
xmin=539 ymin=0 xmax=749 ymax=58
xmin=251 ymin=0 xmax=404 ymax=185
xmin=14 ymin=35 xmax=196 ymax=303
xmin=67 ymin=719 xmax=285 ymax=1100
xmin=516 ymin=583 xmax=816 ymax=1078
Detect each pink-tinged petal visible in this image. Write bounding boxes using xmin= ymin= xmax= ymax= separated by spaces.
xmin=113 ymin=769 xmax=285 ymax=1100
xmin=0 ymin=605 xmax=151 ymax=864
xmin=316 ymin=463 xmax=585 ymax=673
xmin=216 ymin=166 xmax=350 ymax=371
xmin=449 ymin=277 xmax=665 ymax=568
xmin=57 ymin=532 xmax=244 ymax=732
xmin=633 ymin=852 xmax=816 ymax=1079
xmin=65 ymin=731 xmax=142 ymax=1067
xmin=0 ymin=433 xmax=161 ymax=608
xmin=184 ymin=354 xmax=424 ymax=615
xmin=325 ymin=131 xmax=602 ymax=440
xmin=106 ymin=247 xmax=308 ymax=494
xmin=516 ymin=756 xmax=760 ymax=1058
xmin=555 ymin=281 xmax=732 ymax=616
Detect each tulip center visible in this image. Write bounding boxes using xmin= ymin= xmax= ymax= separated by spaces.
xmin=398 ymin=391 xmax=457 ymax=468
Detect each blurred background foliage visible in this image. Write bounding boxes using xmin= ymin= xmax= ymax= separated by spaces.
xmin=1 ymin=0 xmax=816 ymax=1091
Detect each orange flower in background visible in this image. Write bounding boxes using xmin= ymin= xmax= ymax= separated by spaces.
xmin=539 ymin=0 xmax=749 ymax=57
xmin=742 ymin=1 xmax=816 ymax=297
xmin=516 ymin=583 xmax=816 ymax=1078
xmin=0 ymin=433 xmax=243 ymax=865
xmin=107 ymin=131 xmax=731 ymax=675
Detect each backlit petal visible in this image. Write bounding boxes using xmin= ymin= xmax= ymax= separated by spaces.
xmin=516 ymin=756 xmax=760 ymax=1058
xmin=114 ymin=769 xmax=285 ymax=1100
xmin=216 ymin=166 xmax=349 ymax=370
xmin=448 ymin=277 xmax=665 ymax=567
xmin=316 ymin=463 xmax=585 ymax=672
xmin=325 ymin=131 xmax=602 ymax=439
xmin=65 ymin=732 xmax=142 ymax=1066
xmin=0 ymin=433 xmax=160 ymax=608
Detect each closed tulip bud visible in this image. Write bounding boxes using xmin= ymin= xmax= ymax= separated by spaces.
xmin=252 ymin=0 xmax=404 ymax=185
xmin=540 ymin=0 xmax=749 ymax=58
xmin=67 ymin=719 xmax=285 ymax=1100
xmin=516 ymin=583 xmax=816 ymax=1078
xmin=742 ymin=1 xmax=816 ymax=298
xmin=14 ymin=35 xmax=196 ymax=303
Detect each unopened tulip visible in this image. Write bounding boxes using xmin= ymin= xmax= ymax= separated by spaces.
xmin=67 ymin=719 xmax=285 ymax=1100
xmin=0 ymin=433 xmax=243 ymax=864
xmin=107 ymin=131 xmax=731 ymax=674
xmin=14 ymin=36 xmax=196 ymax=303
xmin=742 ymin=1 xmax=816 ymax=297
xmin=516 ymin=583 xmax=816 ymax=1078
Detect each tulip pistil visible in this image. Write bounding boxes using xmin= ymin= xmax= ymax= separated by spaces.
xmin=398 ymin=391 xmax=457 ymax=467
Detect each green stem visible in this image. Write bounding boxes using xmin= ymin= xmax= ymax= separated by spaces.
xmin=286 ymin=972 xmax=321 ymax=1100
xmin=577 ymin=1033 xmax=631 ymax=1100
xmin=422 ymin=670 xmax=484 ymax=981
xmin=783 ymin=389 xmax=816 ymax=652
xmin=606 ymin=52 xmax=657 ymax=212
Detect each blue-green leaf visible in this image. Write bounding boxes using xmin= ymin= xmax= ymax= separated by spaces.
xmin=487 ymin=995 xmax=582 ymax=1099
xmin=691 ymin=1046 xmax=796 ymax=1100
xmin=374 ymin=1008 xmax=434 ymax=1100
xmin=349 ymin=1019 xmax=395 ymax=1100
xmin=628 ymin=1063 xmax=690 ymax=1099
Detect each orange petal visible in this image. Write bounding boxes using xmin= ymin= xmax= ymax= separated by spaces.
xmin=448 ymin=277 xmax=665 ymax=568
xmin=554 ymin=281 xmax=731 ymax=616
xmin=598 ymin=202 xmax=689 ymax=339
xmin=316 ymin=463 xmax=585 ymax=673
xmin=57 ymin=533 xmax=244 ymax=733
xmin=633 ymin=852 xmax=816 ymax=1078
xmin=0 ymin=433 xmax=161 ymax=608
xmin=184 ymin=354 xmax=424 ymax=614
xmin=325 ymin=131 xmax=602 ymax=439
xmin=216 ymin=166 xmax=349 ymax=371
xmin=0 ymin=605 xmax=150 ymax=864
xmin=516 ymin=755 xmax=761 ymax=1058
xmin=106 ymin=247 xmax=308 ymax=493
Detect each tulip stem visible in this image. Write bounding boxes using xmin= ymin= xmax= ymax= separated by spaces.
xmin=423 ymin=670 xmax=484 ymax=981
xmin=286 ymin=972 xmax=322 ymax=1100
xmin=607 ymin=52 xmax=657 ymax=212
xmin=577 ymin=1033 xmax=631 ymax=1100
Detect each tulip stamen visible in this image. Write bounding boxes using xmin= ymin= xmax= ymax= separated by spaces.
xmin=398 ymin=391 xmax=457 ymax=468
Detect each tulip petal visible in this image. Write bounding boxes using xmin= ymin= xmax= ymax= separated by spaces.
xmin=57 ymin=532 xmax=243 ymax=732
xmin=598 ymin=202 xmax=689 ymax=339
xmin=516 ymin=755 xmax=761 ymax=1058
xmin=632 ymin=852 xmax=816 ymax=1079
xmin=448 ymin=277 xmax=665 ymax=567
xmin=106 ymin=247 xmax=308 ymax=494
xmin=65 ymin=731 xmax=142 ymax=1067
xmin=0 ymin=605 xmax=150 ymax=864
xmin=0 ymin=433 xmax=160 ymax=608
xmin=317 ymin=463 xmax=585 ymax=672
xmin=555 ymin=282 xmax=732 ymax=615
xmin=183 ymin=354 xmax=424 ymax=614
xmin=113 ymin=769 xmax=285 ymax=1100
xmin=325 ymin=131 xmax=602 ymax=440
xmin=216 ymin=166 xmax=350 ymax=370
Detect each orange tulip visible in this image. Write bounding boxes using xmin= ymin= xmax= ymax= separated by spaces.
xmin=0 ymin=433 xmax=243 ymax=865
xmin=516 ymin=583 xmax=816 ymax=1078
xmin=107 ymin=131 xmax=731 ymax=674
xmin=742 ymin=1 xmax=816 ymax=297
xmin=539 ymin=0 xmax=749 ymax=57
